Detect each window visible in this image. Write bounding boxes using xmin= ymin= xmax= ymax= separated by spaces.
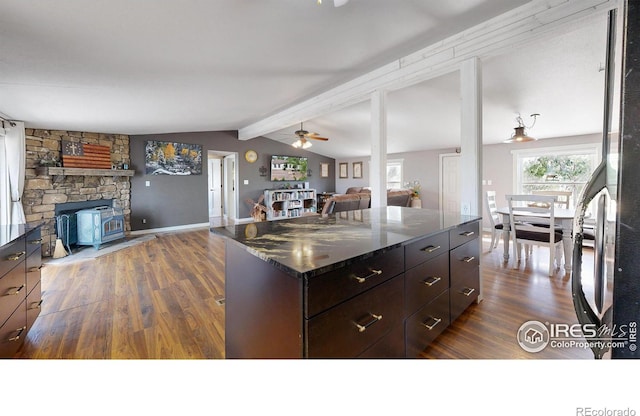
xmin=0 ymin=133 xmax=8 ymax=224
xmin=512 ymin=144 xmax=600 ymax=210
xmin=386 ymin=159 xmax=403 ymax=190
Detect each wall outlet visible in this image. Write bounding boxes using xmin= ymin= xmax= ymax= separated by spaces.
xmin=142 ymin=218 xmax=146 ymax=224
xmin=462 ymin=203 xmax=470 ymax=215
xmin=145 ymin=180 xmax=150 ymax=187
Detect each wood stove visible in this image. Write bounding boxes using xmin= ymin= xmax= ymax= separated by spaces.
xmin=76 ymin=206 xmax=125 ymax=249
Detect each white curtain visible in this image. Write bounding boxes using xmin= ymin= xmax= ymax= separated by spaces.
xmin=0 ymin=125 xmax=10 ymax=225
xmin=3 ymin=121 xmax=26 ymax=224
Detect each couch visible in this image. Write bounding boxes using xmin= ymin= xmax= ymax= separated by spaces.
xmin=321 ymin=189 xmax=411 ymax=214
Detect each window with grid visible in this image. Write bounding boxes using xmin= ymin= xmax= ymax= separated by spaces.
xmin=512 ymin=144 xmax=600 ymax=210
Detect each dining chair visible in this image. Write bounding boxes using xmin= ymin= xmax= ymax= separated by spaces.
xmin=484 ymin=190 xmax=503 ymax=251
xmin=532 ymin=190 xmax=572 ymax=209
xmin=506 ymin=194 xmax=563 ymax=276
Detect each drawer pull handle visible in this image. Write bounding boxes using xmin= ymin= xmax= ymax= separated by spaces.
xmin=6 ymin=284 xmax=25 ymax=296
xmin=353 ymin=269 xmax=382 ymax=283
xmin=460 ymin=231 xmax=475 ymax=237
xmin=422 ymin=316 xmax=442 ymax=331
xmin=28 ymin=265 xmax=43 ymax=272
xmin=355 ymin=313 xmax=383 ymax=333
xmin=29 ymin=300 xmax=43 ymax=310
xmin=8 ymin=326 xmax=26 ymax=342
xmin=422 ymin=245 xmax=441 ymax=253
xmin=422 ymin=276 xmax=442 ymax=287
xmin=7 ymin=251 xmax=25 ymax=261
xmin=461 ymin=287 xmax=476 ymax=297
xmin=462 ymin=256 xmax=476 ymax=263
xmin=28 ymin=238 xmax=43 ymax=244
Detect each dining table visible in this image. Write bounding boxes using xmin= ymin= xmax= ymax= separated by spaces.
xmin=497 ymin=206 xmax=576 ymax=273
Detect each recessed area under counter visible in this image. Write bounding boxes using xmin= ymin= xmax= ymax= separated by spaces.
xmin=212 ymin=207 xmax=481 ymax=358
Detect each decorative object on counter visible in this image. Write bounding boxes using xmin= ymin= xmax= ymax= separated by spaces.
xmin=404 ymin=180 xmax=421 ymax=199
xmin=339 ymin=162 xmax=348 ymax=178
xmin=405 ymin=180 xmax=422 ymax=208
xmin=144 ymin=140 xmax=202 ymax=175
xmin=245 ymin=195 xmax=267 ymax=222
xmin=320 ymin=162 xmax=329 ymax=178
xmin=352 ymin=161 xmax=363 ymax=178
xmin=259 ymin=165 xmax=268 ymax=177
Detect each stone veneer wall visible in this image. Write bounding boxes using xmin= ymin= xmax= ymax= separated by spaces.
xmin=22 ymin=129 xmax=131 ymax=257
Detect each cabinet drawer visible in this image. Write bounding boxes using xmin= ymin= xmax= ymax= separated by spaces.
xmin=0 ymin=299 xmax=26 ymax=358
xmin=0 ymin=263 xmax=26 ymax=328
xmin=27 ymin=280 xmax=42 ymax=331
xmin=0 ymin=237 xmax=25 ymax=278
xmin=26 ymin=249 xmax=42 ymax=294
xmin=405 ymin=290 xmax=450 ymax=358
xmin=450 ymin=275 xmax=479 ymax=322
xmin=306 ymin=275 xmax=404 ymax=358
xmin=357 ymin=324 xmax=405 ymax=358
xmin=405 ymin=231 xmax=449 ymax=270
xmin=305 ymin=246 xmax=404 ymax=318
xmin=449 ymin=221 xmax=480 ymax=249
xmin=405 ymin=252 xmax=449 ymax=316
xmin=450 ymin=238 xmax=480 ymax=286
xmin=26 ymin=227 xmax=42 ymax=256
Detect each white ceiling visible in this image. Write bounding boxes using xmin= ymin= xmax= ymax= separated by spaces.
xmin=0 ymin=0 xmax=614 ymax=159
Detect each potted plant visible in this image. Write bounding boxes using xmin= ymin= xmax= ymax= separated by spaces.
xmin=405 ymin=180 xmax=422 ymax=208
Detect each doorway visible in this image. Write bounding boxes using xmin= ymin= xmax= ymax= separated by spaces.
xmin=439 ymin=153 xmax=461 ymax=216
xmin=208 ymin=150 xmax=238 ymax=226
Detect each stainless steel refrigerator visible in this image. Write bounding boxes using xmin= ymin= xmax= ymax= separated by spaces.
xmin=572 ymin=1 xmax=640 ymax=359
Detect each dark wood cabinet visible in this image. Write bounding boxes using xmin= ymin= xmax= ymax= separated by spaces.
xmin=0 ymin=225 xmax=42 ymax=358
xmin=220 ymin=211 xmax=480 ymax=359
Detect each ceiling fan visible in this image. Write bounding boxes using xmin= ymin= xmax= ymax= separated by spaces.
xmin=317 ymin=0 xmax=349 ymax=7
xmin=291 ymin=122 xmax=329 ymax=149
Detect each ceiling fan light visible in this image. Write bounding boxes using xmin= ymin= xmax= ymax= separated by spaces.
xmin=302 ymin=141 xmax=312 ymax=149
xmin=292 ymin=139 xmax=302 ymax=148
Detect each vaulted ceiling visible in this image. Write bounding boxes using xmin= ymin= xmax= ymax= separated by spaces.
xmin=0 ymin=0 xmax=618 ymax=159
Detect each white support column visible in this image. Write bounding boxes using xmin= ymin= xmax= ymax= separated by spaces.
xmin=460 ymin=57 xmax=482 ymax=217
xmin=370 ymin=90 xmax=388 ymax=208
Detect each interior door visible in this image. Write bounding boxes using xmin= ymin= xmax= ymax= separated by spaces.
xmin=223 ymin=154 xmax=236 ymax=219
xmin=208 ymin=157 xmax=223 ymax=218
xmin=440 ymin=153 xmax=461 ymax=215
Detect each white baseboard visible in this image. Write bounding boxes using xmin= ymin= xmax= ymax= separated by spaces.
xmin=129 ymin=222 xmax=210 ymax=236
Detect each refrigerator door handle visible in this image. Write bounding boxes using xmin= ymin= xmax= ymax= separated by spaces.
xmin=593 ymin=194 xmax=607 ymax=314
xmin=572 ymin=162 xmax=606 ymax=358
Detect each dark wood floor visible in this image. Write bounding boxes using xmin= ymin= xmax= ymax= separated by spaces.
xmin=15 ymin=228 xmax=596 ymax=359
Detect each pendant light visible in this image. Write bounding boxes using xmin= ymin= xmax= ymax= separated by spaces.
xmin=504 ymin=113 xmax=540 ymax=143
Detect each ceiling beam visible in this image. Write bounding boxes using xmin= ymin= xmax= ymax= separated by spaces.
xmin=238 ymin=0 xmax=619 ymax=141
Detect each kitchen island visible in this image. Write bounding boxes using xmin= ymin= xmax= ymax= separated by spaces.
xmin=211 ymin=207 xmax=481 ymax=358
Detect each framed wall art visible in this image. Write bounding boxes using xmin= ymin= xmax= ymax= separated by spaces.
xmin=320 ymin=162 xmax=329 ymax=178
xmin=353 ymin=161 xmax=363 ymax=179
xmin=339 ymin=162 xmax=348 ymax=178
xmin=145 ymin=140 xmax=202 ymax=175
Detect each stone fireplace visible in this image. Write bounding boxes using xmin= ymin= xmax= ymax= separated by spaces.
xmin=22 ymin=129 xmax=131 ymax=257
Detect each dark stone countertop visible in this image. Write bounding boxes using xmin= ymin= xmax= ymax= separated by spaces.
xmin=211 ymin=207 xmax=481 ymax=279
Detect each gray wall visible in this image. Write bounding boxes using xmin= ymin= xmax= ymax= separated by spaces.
xmin=130 ymin=130 xmax=335 ymax=231
xmin=481 ymin=132 xmax=601 ymax=230
xmin=336 ymin=147 xmax=457 ymax=210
